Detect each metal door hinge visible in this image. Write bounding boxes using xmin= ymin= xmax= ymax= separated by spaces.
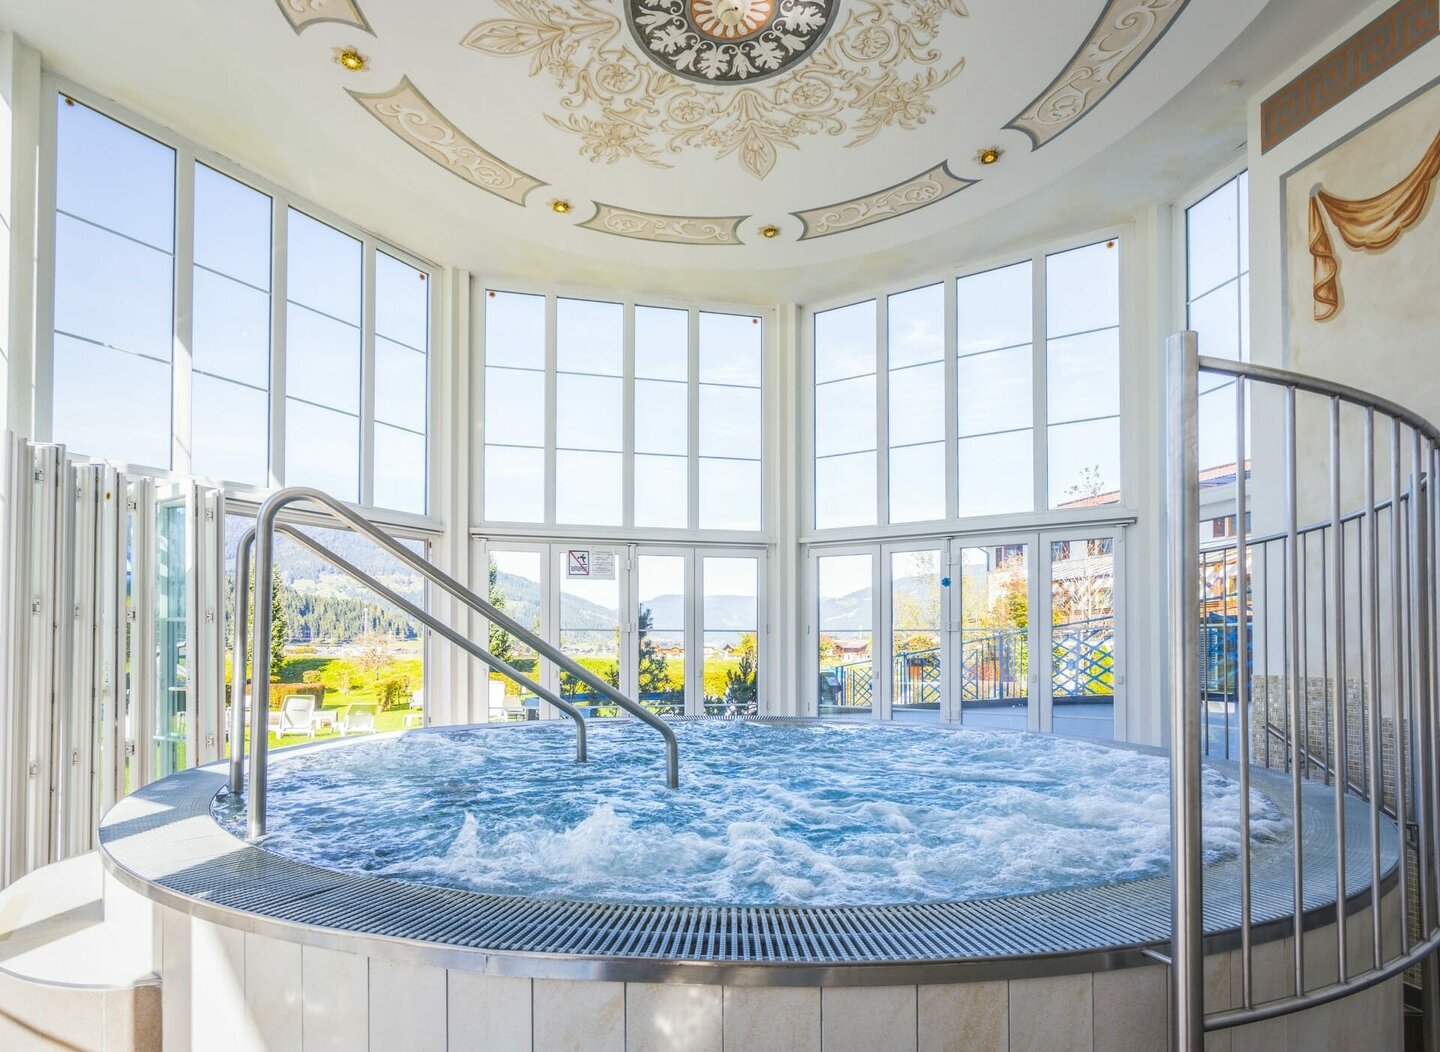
xmin=30 ymin=600 xmax=40 ymax=614
xmin=32 ymin=468 xmax=43 ymax=483
xmin=27 ymin=761 xmax=37 ymax=777
xmin=204 ymin=734 xmax=216 ymax=750
xmin=124 ymin=741 xmax=136 ymax=757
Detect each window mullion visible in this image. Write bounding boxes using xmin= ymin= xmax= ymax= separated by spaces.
xmin=623 ymin=302 xmax=635 ymax=530
xmin=944 ymin=277 xmax=959 ymax=524
xmin=876 ymin=293 xmax=889 ymax=528
xmin=269 ymin=204 xmax=288 ymax=488
xmin=359 ymin=240 xmax=377 ymax=507
xmin=688 ymin=308 xmax=700 ymax=531
xmin=543 ymin=294 xmax=558 ymax=527
xmin=172 ymin=151 xmax=195 ymax=476
xmin=1032 ymin=253 xmax=1048 ymax=513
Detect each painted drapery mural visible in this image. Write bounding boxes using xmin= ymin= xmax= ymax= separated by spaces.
xmin=1307 ymin=124 xmax=1440 ymax=321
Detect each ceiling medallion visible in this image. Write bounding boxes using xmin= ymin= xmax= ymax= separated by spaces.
xmin=462 ymin=0 xmax=967 ymax=180
xmin=625 ymin=0 xmax=834 ymax=85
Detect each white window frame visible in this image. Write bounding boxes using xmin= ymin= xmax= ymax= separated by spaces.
xmin=471 ymin=277 xmax=774 ymax=544
xmin=35 ymin=73 xmax=442 ymax=531
xmin=801 ymin=223 xmax=1138 ymax=545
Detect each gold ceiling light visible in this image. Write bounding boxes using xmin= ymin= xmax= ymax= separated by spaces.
xmin=334 ymin=47 xmax=369 ymax=72
xmin=759 ymin=224 xmax=781 ymax=239
xmin=550 ymin=199 xmax=574 ymax=215
xmin=976 ymin=146 xmax=1003 ymax=166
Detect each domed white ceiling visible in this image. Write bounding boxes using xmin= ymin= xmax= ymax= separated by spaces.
xmin=0 ymin=0 xmax=1356 ymax=298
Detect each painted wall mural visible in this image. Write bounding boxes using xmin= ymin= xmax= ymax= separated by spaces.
xmin=461 ymin=0 xmax=967 ymax=180
xmin=1287 ymin=80 xmax=1440 ymax=376
xmin=1006 ymin=0 xmax=1191 ymax=149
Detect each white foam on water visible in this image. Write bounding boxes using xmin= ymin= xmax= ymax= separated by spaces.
xmin=226 ymin=721 xmax=1291 ymax=907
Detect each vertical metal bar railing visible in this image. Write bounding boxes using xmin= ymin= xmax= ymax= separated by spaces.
xmin=1167 ymin=331 xmax=1204 ymax=1052
xmin=1173 ymin=340 xmax=1440 ymax=1043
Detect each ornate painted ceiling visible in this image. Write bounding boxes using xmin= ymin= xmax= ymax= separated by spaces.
xmin=0 ymin=0 xmax=1340 ymax=295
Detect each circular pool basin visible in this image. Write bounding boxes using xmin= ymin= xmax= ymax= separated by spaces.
xmin=213 ymin=720 xmax=1290 ymax=908
xmin=102 ymin=718 xmax=1399 ymax=982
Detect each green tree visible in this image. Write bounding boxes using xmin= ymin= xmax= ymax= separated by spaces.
xmin=723 ymin=633 xmax=758 ymax=713
xmin=487 ymin=561 xmax=515 ymax=664
xmin=637 ymin=606 xmax=673 ymax=697
xmin=269 ymin=567 xmax=287 ymax=681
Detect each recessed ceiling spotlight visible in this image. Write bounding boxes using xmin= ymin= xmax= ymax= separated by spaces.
xmin=760 ymin=224 xmax=781 ymax=239
xmin=976 ymin=146 xmax=1003 ymax=166
xmin=334 ymin=47 xmax=369 ymax=72
xmin=550 ymin=199 xmax=574 ymax=215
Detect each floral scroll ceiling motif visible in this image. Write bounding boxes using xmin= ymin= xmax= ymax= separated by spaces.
xmin=1006 ymin=0 xmax=1190 ymax=149
xmin=579 ymin=203 xmax=746 ymax=244
xmin=461 ymin=0 xmax=968 ymax=180
xmin=791 ymin=160 xmax=973 ymax=239
xmin=273 ymin=0 xmax=374 ymax=34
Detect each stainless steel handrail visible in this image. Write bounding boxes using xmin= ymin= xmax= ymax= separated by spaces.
xmin=1169 ymin=335 xmax=1440 ymax=1048
xmin=226 ymin=524 xmax=589 ymax=797
xmin=243 ymin=487 xmax=680 ymax=840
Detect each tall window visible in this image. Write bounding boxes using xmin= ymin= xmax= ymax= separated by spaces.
xmin=481 ymin=294 xmax=765 ymax=532
xmin=53 ymin=98 xmax=175 ymax=470
xmin=1046 ymin=240 xmax=1120 ymax=509
xmin=48 ymin=94 xmax=432 ymax=514
xmin=1187 ymin=171 xmax=1249 ymax=471
xmin=811 ymin=237 xmax=1122 ymax=531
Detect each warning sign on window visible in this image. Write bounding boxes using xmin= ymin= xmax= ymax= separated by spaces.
xmin=566 ymin=548 xmax=617 ymax=580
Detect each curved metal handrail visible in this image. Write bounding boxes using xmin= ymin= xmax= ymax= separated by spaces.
xmin=245 ymin=487 xmax=680 ymax=841
xmin=226 ymin=524 xmax=589 ymax=797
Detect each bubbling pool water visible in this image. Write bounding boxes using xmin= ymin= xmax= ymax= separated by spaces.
xmin=217 ymin=721 xmax=1288 ymax=907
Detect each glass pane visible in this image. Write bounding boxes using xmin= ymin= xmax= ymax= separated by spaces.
xmin=635 ymin=379 xmax=687 ymax=456
xmin=484 ymin=367 xmax=545 ymax=447
xmin=555 ymin=450 xmax=622 ymax=525
xmin=889 ymin=442 xmax=945 ymax=524
xmin=287 ymin=304 xmax=360 ymax=414
xmin=53 ymin=334 xmax=170 ymax=467
xmin=815 ymin=452 xmax=876 ymax=530
xmin=635 ymin=454 xmax=687 ymax=529
xmin=193 ymin=267 xmax=269 ymax=388
xmin=636 ymin=305 xmax=688 ymax=381
xmin=192 ymin=375 xmax=267 ymax=486
xmin=888 ymin=283 xmax=943 ymax=368
xmin=815 ymin=374 xmax=876 ymax=458
xmin=374 ymin=423 xmax=425 ymax=513
xmin=57 ymin=97 xmax=174 ymax=251
xmin=699 ymin=385 xmax=761 ymax=459
xmin=1189 ymin=282 xmax=1241 ymax=372
xmin=287 ymin=210 xmax=361 ymax=324
xmin=557 ymin=298 xmax=622 ymax=376
xmin=375 ymin=252 xmax=428 ymax=351
xmin=485 ymin=445 xmax=544 ymax=522
xmin=699 ymin=312 xmax=761 ymax=386
xmin=1187 ymin=176 xmax=1240 ymax=299
xmin=638 ymin=555 xmax=685 ymax=715
xmin=891 ymin=549 xmax=942 ymax=721
xmin=557 ymin=373 xmax=622 ymax=451
xmin=814 ymin=300 xmax=875 ymax=383
xmin=194 ymin=164 xmax=270 ymax=290
xmin=888 ymin=361 xmax=944 ymax=447
xmin=1238 ymin=171 xmax=1250 ymax=270
xmin=959 ymin=545 xmax=1030 ymax=730
xmin=957 ymin=261 xmax=1031 ymax=355
xmin=958 ymin=431 xmax=1033 ymax=518
xmin=699 ymin=458 xmax=761 ymax=531
xmin=559 ymin=552 xmax=621 ymax=717
xmin=958 ymin=344 xmax=1031 ymax=437
xmin=375 ymin=338 xmax=426 ymax=432
xmin=487 ymin=549 xmax=543 ymax=721
xmin=1047 ymin=240 xmax=1119 ymax=338
xmin=818 ymin=553 xmax=872 ymax=716
xmin=285 ymin=399 xmax=359 ymax=500
xmin=54 ymin=214 xmax=173 ymax=359
xmin=1046 ymin=329 xmax=1119 ymax=425
xmin=1048 ymin=417 xmax=1120 ymax=509
xmin=1051 ymin=538 xmax=1116 ymax=740
xmin=154 ymin=500 xmax=187 ymax=776
xmin=703 ymin=556 xmax=759 ymax=715
xmin=485 ymin=291 xmax=546 ymax=369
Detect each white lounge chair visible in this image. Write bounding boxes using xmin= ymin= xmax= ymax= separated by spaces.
xmin=275 ymin=695 xmax=317 ymax=738
xmin=342 ymin=703 xmax=377 ymax=735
